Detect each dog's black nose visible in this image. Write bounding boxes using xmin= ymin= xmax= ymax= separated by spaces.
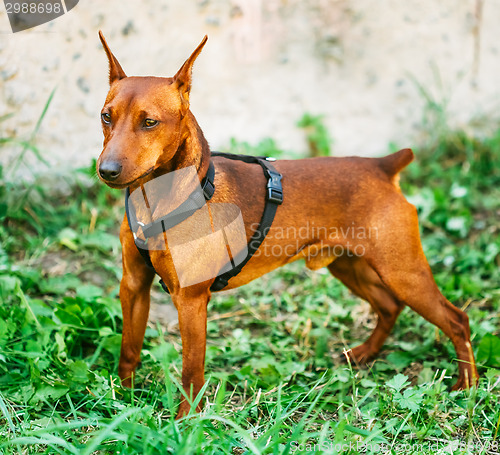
xmin=99 ymin=161 xmax=122 ymax=181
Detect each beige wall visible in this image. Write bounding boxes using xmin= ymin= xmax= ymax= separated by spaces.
xmin=0 ymin=0 xmax=498 ymax=174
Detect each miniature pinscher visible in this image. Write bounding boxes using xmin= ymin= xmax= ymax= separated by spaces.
xmin=96 ymin=32 xmax=478 ymax=418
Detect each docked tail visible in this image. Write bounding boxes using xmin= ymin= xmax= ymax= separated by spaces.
xmin=378 ymin=148 xmax=414 ymax=176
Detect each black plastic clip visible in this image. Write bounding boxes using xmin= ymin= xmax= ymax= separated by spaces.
xmin=134 ymin=235 xmax=148 ymax=249
xmin=202 ymin=178 xmax=215 ymax=200
xmin=266 ymin=170 xmax=283 ymax=204
xmin=211 ymin=277 xmax=229 ymax=292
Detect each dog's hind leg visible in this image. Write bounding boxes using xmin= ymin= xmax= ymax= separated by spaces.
xmin=363 ymin=201 xmax=478 ymax=389
xmin=328 ymin=256 xmax=405 ymax=364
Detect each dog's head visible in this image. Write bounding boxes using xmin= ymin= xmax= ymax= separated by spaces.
xmin=97 ymin=32 xmax=207 ymax=188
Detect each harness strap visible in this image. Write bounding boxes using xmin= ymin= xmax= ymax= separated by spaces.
xmin=124 ymin=161 xmax=215 ymax=272
xmin=209 ymin=153 xmax=283 ymax=291
xmin=124 ymin=153 xmax=283 ymax=293
xmin=124 ymin=189 xmax=155 ymax=271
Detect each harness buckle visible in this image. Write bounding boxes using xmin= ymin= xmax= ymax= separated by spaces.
xmin=202 ymin=178 xmax=215 ymax=200
xmin=266 ymin=170 xmax=283 ymax=205
xmin=134 ymin=236 xmax=148 ymax=249
xmin=212 ymin=276 xmax=229 ymax=291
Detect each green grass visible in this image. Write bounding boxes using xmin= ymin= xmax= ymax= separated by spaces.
xmin=0 ymin=123 xmax=499 ymax=454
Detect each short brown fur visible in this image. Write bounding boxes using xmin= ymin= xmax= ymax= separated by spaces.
xmin=97 ymin=32 xmax=478 ymax=418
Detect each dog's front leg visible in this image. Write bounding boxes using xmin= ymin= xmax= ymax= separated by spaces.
xmin=171 ymin=288 xmax=210 ymax=419
xmin=118 ymin=221 xmax=155 ymax=387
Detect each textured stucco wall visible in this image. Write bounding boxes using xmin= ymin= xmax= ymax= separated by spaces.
xmin=0 ymin=0 xmax=498 ymax=174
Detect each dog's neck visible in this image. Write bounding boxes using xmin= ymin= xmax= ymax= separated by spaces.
xmin=165 ymin=111 xmax=210 ymax=179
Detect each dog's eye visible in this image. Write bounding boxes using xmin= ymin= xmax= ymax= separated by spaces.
xmin=101 ymin=113 xmax=111 ymax=124
xmin=144 ymin=118 xmax=158 ymax=128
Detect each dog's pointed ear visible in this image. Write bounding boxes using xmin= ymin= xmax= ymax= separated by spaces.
xmin=173 ymin=35 xmax=208 ymax=111
xmin=99 ymin=30 xmax=127 ymax=85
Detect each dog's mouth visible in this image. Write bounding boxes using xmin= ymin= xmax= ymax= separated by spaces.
xmin=105 ymin=167 xmax=156 ymax=189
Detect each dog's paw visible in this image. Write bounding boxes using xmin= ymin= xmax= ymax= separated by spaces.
xmin=340 ymin=345 xmax=376 ymax=366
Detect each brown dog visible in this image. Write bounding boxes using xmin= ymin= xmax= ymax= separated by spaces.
xmin=97 ymin=32 xmax=478 ymax=418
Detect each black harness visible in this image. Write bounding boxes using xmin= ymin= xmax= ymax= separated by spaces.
xmin=124 ymin=152 xmax=283 ymax=293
